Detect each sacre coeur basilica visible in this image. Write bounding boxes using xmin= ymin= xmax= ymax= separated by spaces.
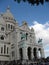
xmin=0 ymin=6 xmax=45 ymax=64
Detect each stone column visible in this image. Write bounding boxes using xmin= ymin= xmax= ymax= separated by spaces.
xmin=41 ymin=48 xmax=45 ymax=58
xmin=36 ymin=48 xmax=39 ymax=58
xmin=16 ymin=48 xmax=20 ymax=60
xmin=31 ymin=48 xmax=34 ymax=59
xmin=23 ymin=47 xmax=28 ymax=60
xmin=15 ymin=32 xmax=20 ymax=60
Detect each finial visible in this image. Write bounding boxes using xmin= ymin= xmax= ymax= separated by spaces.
xmin=22 ymin=21 xmax=27 ymax=25
xmin=31 ymin=28 xmax=34 ymax=31
xmin=7 ymin=5 xmax=10 ymax=12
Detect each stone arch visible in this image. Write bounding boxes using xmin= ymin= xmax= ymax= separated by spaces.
xmin=33 ymin=47 xmax=37 ymax=58
xmin=27 ymin=47 xmax=32 ymax=60
xmin=19 ymin=48 xmax=23 ymax=60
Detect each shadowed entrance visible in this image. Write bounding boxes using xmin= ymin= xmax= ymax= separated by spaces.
xmin=33 ymin=48 xmax=37 ymax=58
xmin=19 ymin=48 xmax=23 ymax=60
xmin=27 ymin=47 xmax=31 ymax=60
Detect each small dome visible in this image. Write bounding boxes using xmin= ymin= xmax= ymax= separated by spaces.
xmin=22 ymin=21 xmax=28 ymax=25
xmin=31 ymin=28 xmax=34 ymax=32
xmin=0 ymin=15 xmax=5 ymax=25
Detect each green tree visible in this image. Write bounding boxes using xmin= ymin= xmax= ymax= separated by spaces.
xmin=14 ymin=0 xmax=49 ymax=6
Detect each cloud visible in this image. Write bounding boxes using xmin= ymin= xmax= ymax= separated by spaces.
xmin=29 ymin=21 xmax=49 ymax=58
xmin=45 ymin=50 xmax=49 ymax=53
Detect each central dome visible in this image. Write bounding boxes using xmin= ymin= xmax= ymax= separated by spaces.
xmin=3 ymin=6 xmax=14 ymax=19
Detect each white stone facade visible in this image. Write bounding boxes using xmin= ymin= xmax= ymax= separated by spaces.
xmin=0 ymin=7 xmax=45 ymax=61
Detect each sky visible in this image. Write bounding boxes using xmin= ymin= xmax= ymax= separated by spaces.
xmin=0 ymin=0 xmax=49 ymax=58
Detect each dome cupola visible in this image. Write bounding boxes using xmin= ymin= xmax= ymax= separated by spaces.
xmin=3 ymin=6 xmax=14 ymax=19
xmin=2 ymin=6 xmax=16 ymax=23
xmin=31 ymin=28 xmax=34 ymax=32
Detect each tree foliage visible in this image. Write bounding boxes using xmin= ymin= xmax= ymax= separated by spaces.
xmin=14 ymin=0 xmax=49 ymax=6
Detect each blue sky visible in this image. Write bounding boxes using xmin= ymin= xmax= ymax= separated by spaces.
xmin=0 ymin=0 xmax=49 ymax=58
xmin=0 ymin=0 xmax=49 ymax=25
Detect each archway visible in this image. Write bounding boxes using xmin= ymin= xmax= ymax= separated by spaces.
xmin=33 ymin=48 xmax=37 ymax=58
xmin=27 ymin=47 xmax=31 ymax=60
xmin=19 ymin=48 xmax=23 ymax=60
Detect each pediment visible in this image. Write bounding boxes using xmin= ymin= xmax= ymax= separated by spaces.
xmin=20 ymin=23 xmax=30 ymax=32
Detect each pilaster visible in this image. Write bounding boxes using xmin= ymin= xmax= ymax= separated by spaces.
xmin=23 ymin=47 xmax=28 ymax=60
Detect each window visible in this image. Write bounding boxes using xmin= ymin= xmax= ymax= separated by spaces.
xmin=6 ymin=24 xmax=7 ymax=30
xmin=26 ymin=33 xmax=28 ymax=40
xmin=4 ymin=45 xmax=6 ymax=54
xmin=1 ymin=27 xmax=4 ymax=31
xmin=6 ymin=17 xmax=7 ymax=19
xmin=11 ymin=25 xmax=13 ymax=29
xmin=30 ymin=34 xmax=32 ymax=37
xmin=8 ymin=24 xmax=10 ymax=29
xmin=1 ymin=47 xmax=3 ymax=53
xmin=7 ymin=47 xmax=9 ymax=54
xmin=20 ymin=32 xmax=22 ymax=34
xmin=1 ymin=35 xmax=4 ymax=40
xmin=9 ymin=17 xmax=10 ymax=19
xmin=8 ymin=42 xmax=10 ymax=44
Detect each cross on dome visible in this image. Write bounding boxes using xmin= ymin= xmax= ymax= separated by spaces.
xmin=6 ymin=5 xmax=10 ymax=12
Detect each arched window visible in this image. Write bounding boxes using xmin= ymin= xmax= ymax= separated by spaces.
xmin=33 ymin=48 xmax=37 ymax=58
xmin=6 ymin=17 xmax=7 ymax=19
xmin=1 ymin=35 xmax=4 ymax=40
xmin=6 ymin=24 xmax=7 ymax=30
xmin=11 ymin=25 xmax=13 ymax=29
xmin=26 ymin=33 xmax=28 ymax=40
xmin=8 ymin=24 xmax=10 ymax=29
xmin=4 ymin=45 xmax=6 ymax=54
xmin=1 ymin=47 xmax=3 ymax=53
xmin=1 ymin=27 xmax=4 ymax=31
xmin=27 ymin=47 xmax=31 ymax=60
xmin=19 ymin=48 xmax=23 ymax=60
xmin=7 ymin=47 xmax=9 ymax=54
